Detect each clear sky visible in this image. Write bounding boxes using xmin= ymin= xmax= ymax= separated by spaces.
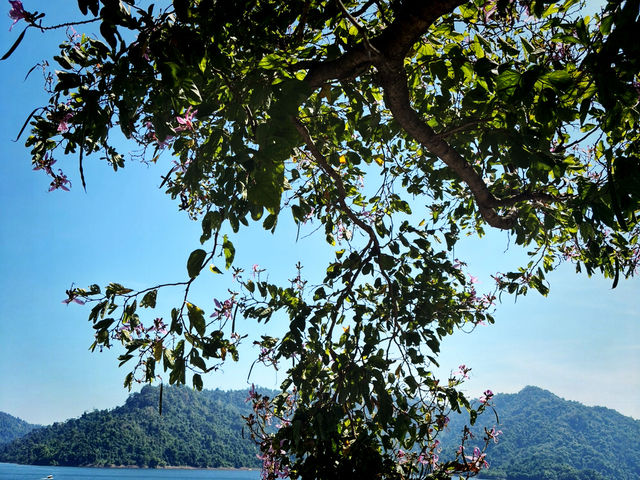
xmin=0 ymin=1 xmax=638 ymax=426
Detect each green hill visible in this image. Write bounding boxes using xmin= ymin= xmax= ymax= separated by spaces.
xmin=1 ymin=385 xmax=638 ymax=477
xmin=439 ymin=386 xmax=640 ymax=480
xmin=0 ymin=412 xmax=41 ymax=445
xmin=0 ymin=385 xmax=265 ymax=468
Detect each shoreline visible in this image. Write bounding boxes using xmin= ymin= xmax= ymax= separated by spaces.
xmin=1 ymin=462 xmax=258 ymax=471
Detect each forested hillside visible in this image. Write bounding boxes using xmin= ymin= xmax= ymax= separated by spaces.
xmin=0 ymin=412 xmax=40 ymax=445
xmin=439 ymin=386 xmax=640 ymax=480
xmin=1 ymin=385 xmax=638 ymax=478
xmin=0 ymin=385 xmax=265 ymax=468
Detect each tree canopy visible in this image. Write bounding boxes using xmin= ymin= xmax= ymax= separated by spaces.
xmin=5 ymin=0 xmax=640 ymax=478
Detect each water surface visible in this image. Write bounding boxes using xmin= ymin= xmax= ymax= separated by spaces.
xmin=0 ymin=463 xmax=259 ymax=479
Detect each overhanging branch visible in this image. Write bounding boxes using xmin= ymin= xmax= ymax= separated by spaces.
xmin=375 ymin=60 xmax=519 ymax=229
xmin=301 ymin=0 xmax=566 ymax=230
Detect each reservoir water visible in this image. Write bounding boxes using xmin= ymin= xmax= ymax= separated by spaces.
xmin=0 ymin=463 xmax=260 ymax=479
xmin=0 ymin=463 xmax=491 ymax=479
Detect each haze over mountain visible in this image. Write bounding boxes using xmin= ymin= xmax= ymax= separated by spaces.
xmin=0 ymin=412 xmax=41 ymax=445
xmin=1 ymin=385 xmax=638 ymax=479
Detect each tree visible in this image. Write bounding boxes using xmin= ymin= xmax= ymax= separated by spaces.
xmin=4 ymin=0 xmax=639 ymax=478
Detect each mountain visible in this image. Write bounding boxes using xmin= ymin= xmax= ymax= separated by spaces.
xmin=0 ymin=385 xmax=267 ymax=468
xmin=438 ymin=386 xmax=640 ymax=480
xmin=0 ymin=412 xmax=41 ymax=445
xmin=1 ymin=385 xmax=638 ymax=477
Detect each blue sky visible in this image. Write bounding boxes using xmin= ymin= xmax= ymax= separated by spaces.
xmin=0 ymin=1 xmax=638 ymax=426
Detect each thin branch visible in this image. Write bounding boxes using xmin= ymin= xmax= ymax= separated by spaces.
xmin=554 ymin=128 xmax=600 ymax=153
xmin=293 ymin=116 xmax=398 ymax=343
xmin=336 ymin=0 xmax=381 ymax=56
xmin=436 ymin=119 xmax=484 ymax=139
xmin=37 ymin=18 xmax=100 ymax=31
xmin=293 ymin=117 xmax=381 ymax=248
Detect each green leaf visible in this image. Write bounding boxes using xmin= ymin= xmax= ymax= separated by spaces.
xmin=258 ymin=53 xmax=284 ymax=70
xmin=140 ymin=290 xmax=157 ymax=308
xmin=222 ymin=235 xmax=235 ymax=269
xmin=124 ymin=372 xmax=133 ymax=390
xmin=378 ymin=254 xmax=396 ymax=271
xmin=190 ymin=350 xmax=207 ymax=371
xmin=93 ymin=318 xmax=114 ymax=330
xmin=496 ymin=70 xmax=521 ymax=96
xmin=545 ymin=70 xmax=572 ymax=90
xmin=187 ymin=249 xmax=207 ymax=278
xmin=470 ymin=409 xmax=478 ymax=425
xmin=187 ymin=302 xmax=206 ymax=336
xmin=247 ymin=156 xmax=285 ymax=213
xmin=262 ymin=213 xmax=277 ymax=231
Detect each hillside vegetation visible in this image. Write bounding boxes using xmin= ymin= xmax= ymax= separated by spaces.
xmin=1 ymin=385 xmax=638 ymax=478
xmin=439 ymin=386 xmax=640 ymax=480
xmin=0 ymin=412 xmax=40 ymax=445
xmin=0 ymin=386 xmax=262 ymax=468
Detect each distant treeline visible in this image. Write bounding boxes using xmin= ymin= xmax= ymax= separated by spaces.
xmin=437 ymin=386 xmax=640 ymax=480
xmin=0 ymin=386 xmax=264 ymax=468
xmin=0 ymin=385 xmax=638 ymax=479
xmin=0 ymin=412 xmax=41 ymax=445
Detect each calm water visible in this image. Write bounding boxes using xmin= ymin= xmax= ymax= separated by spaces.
xmin=0 ymin=463 xmax=260 ymax=480
xmin=0 ymin=464 xmax=491 ymax=480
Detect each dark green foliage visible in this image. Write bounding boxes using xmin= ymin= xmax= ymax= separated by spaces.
xmin=0 ymin=412 xmax=41 ymax=445
xmin=6 ymin=1 xmax=640 ymax=476
xmin=0 ymin=386 xmax=271 ymax=468
xmin=439 ymin=386 xmax=640 ymax=480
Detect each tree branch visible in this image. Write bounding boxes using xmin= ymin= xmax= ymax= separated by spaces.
xmin=375 ymin=60 xmax=518 ymax=229
xmin=304 ymin=0 xmax=465 ymax=88
xmin=301 ymin=0 xmax=564 ymax=230
xmin=293 ymin=117 xmax=381 ymax=250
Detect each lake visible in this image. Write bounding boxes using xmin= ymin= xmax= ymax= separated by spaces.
xmin=0 ymin=463 xmax=491 ymax=479
xmin=0 ymin=463 xmax=260 ymax=479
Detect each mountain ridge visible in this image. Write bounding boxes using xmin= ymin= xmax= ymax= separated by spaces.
xmin=438 ymin=385 xmax=640 ymax=480
xmin=0 ymin=412 xmax=41 ymax=446
xmin=1 ymin=384 xmax=638 ymax=479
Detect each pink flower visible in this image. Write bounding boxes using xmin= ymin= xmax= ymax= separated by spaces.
xmin=246 ymin=383 xmax=257 ymax=402
xmin=486 ymin=426 xmax=503 ymax=443
xmin=8 ymin=0 xmax=26 ymax=30
xmin=479 ymin=389 xmax=494 ymax=404
xmin=211 ymin=297 xmax=235 ymax=319
xmin=174 ymin=106 xmax=197 ymax=132
xmin=456 ymin=364 xmax=471 ymax=379
xmin=436 ymin=414 xmax=450 ymax=429
xmin=33 ymin=153 xmax=56 ymax=176
xmin=483 ymin=1 xmax=497 ymax=22
xmin=152 ymin=317 xmax=168 ymax=335
xmin=48 ymin=170 xmax=71 ymax=192
xmin=466 ymin=447 xmax=489 ymax=470
xmin=62 ymin=297 xmax=85 ymax=305
xmin=396 ymin=449 xmax=407 ymax=464
xmin=57 ymin=112 xmax=74 ymax=133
